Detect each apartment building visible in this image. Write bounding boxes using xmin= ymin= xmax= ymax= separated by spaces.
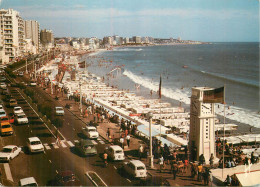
xmin=40 ymin=29 xmax=54 ymax=50
xmin=24 ymin=20 xmax=39 ymax=53
xmin=0 ymin=9 xmax=25 ymax=64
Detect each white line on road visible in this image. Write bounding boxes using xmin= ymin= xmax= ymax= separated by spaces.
xmin=74 ymin=140 xmax=79 ymax=143
xmin=91 ymin=140 xmax=98 ymax=145
xmin=73 ymin=128 xmax=75 ymax=131
xmin=113 ymin=166 xmax=117 ymax=170
xmin=51 ymin=143 xmax=59 ymax=149
xmin=99 ymin=140 xmax=105 ymax=144
xmin=126 ymin=179 xmax=131 ymax=183
xmin=56 ymin=170 xmax=58 ymax=174
xmin=49 ymin=160 xmax=52 ymax=163
xmin=60 ymin=140 xmax=67 ymax=148
xmin=44 ymin=143 xmax=51 ymax=150
xmin=4 ymin=163 xmax=13 ymax=182
xmin=66 ymin=141 xmax=74 ymax=147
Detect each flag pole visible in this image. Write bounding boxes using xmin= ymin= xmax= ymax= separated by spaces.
xmin=159 ymin=75 xmax=162 ymax=141
xmin=222 ymin=85 xmax=226 ymax=179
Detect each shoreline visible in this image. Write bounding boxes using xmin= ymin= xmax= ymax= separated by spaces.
xmin=83 ymin=48 xmax=260 ymax=135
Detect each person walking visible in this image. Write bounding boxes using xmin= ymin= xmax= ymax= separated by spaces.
xmin=199 ymin=154 xmax=205 ymax=165
xmin=197 ymin=164 xmax=203 ymax=182
xmin=120 ymin=136 xmax=124 ymax=149
xmin=159 ymin=155 xmax=164 ymax=173
xmin=106 ymin=128 xmax=111 ymax=139
xmin=172 ymin=162 xmax=178 ymax=180
xmin=209 ymin=153 xmax=214 ymax=168
xmin=126 ymin=134 xmax=130 ymax=147
xmin=139 ymin=144 xmax=144 ymax=160
xmin=103 ymin=152 xmax=108 ymax=167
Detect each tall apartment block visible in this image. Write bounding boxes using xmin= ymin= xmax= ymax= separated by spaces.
xmin=24 ymin=20 xmax=40 ymax=53
xmin=0 ymin=9 xmax=25 ymax=64
xmin=40 ymin=29 xmax=54 ymax=50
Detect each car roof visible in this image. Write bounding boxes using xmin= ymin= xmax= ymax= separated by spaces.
xmin=3 ymin=145 xmax=17 ymax=149
xmin=86 ymin=126 xmax=96 ymax=129
xmin=0 ymin=109 xmax=5 ymax=112
xmin=28 ymin=137 xmax=40 ymax=142
xmin=79 ymin=139 xmax=94 ymax=145
xmin=14 ymin=106 xmax=21 ymax=109
xmin=130 ymin=160 xmax=146 ymax=167
xmin=20 ymin=177 xmax=37 ymax=186
xmin=55 ymin=107 xmax=63 ymax=109
xmin=109 ymin=145 xmax=123 ymax=151
xmin=17 ymin=113 xmax=26 ymax=116
xmin=1 ymin=116 xmax=9 ymax=119
xmin=1 ymin=121 xmax=10 ymax=125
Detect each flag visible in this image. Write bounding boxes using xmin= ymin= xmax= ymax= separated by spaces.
xmin=203 ymin=87 xmax=225 ymax=103
xmin=158 ymin=75 xmax=162 ymax=99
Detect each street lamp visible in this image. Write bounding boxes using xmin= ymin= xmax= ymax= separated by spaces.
xmin=147 ymin=112 xmax=154 ymax=169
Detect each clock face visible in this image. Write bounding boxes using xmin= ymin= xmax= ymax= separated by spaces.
xmin=201 ymin=103 xmax=212 ymax=114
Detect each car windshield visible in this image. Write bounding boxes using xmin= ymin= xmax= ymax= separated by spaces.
xmin=23 ymin=183 xmax=37 ymax=186
xmin=62 ymin=175 xmax=75 ymax=182
xmin=84 ymin=145 xmax=94 ymax=149
xmin=88 ymin=129 xmax=96 ymax=132
xmin=115 ymin=150 xmax=123 ymax=153
xmin=14 ymin=108 xmax=21 ymax=111
xmin=56 ymin=108 xmax=63 ymax=111
xmin=18 ymin=115 xmax=26 ymax=119
xmin=137 ymin=166 xmax=145 ymax=170
xmin=10 ymin=100 xmax=16 ymax=103
xmin=31 ymin=141 xmax=41 ymax=145
xmin=2 ymin=125 xmax=11 ymax=128
xmin=0 ymin=112 xmax=5 ymax=115
xmin=2 ymin=148 xmax=12 ymax=153
xmin=1 ymin=117 xmax=8 ymax=121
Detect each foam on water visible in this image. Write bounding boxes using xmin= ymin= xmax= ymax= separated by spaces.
xmin=123 ymin=69 xmax=260 ymax=128
xmin=113 ymin=48 xmax=143 ymax=52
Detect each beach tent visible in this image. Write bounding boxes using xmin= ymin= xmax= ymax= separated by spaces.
xmin=234 ymin=170 xmax=260 ymax=186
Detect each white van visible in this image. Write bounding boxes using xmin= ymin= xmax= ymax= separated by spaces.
xmin=123 ymin=160 xmax=147 ymax=178
xmin=82 ymin=126 xmax=99 ymax=139
xmin=105 ymin=145 xmax=125 ymax=161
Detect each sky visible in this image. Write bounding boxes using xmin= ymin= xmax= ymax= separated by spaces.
xmin=0 ymin=0 xmax=259 ymax=42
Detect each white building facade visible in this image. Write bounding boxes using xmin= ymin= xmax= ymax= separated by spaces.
xmin=24 ymin=20 xmax=40 ymax=53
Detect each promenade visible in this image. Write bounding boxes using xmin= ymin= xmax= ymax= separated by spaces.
xmin=45 ymin=86 xmax=207 ymax=186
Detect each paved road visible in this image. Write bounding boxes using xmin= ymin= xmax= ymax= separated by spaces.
xmin=0 ymin=73 xmax=139 ymax=186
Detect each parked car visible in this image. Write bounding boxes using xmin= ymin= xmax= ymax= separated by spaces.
xmin=82 ymin=126 xmax=99 ymax=139
xmin=27 ymin=137 xmax=44 ymax=153
xmin=54 ymin=171 xmax=81 ymax=186
xmin=0 ymin=105 xmax=4 ymax=110
xmin=0 ymin=109 xmax=6 ymax=118
xmin=14 ymin=106 xmax=23 ymax=115
xmin=0 ymin=145 xmax=22 ymax=162
xmin=19 ymin=177 xmax=38 ymax=186
xmin=9 ymin=98 xmax=18 ymax=107
xmin=0 ymin=116 xmax=13 ymax=124
xmin=30 ymin=80 xmax=37 ymax=87
xmin=74 ymin=139 xmax=97 ymax=156
xmin=55 ymin=107 xmax=64 ymax=116
xmin=0 ymin=82 xmax=6 ymax=89
xmin=123 ymin=160 xmax=147 ymax=178
xmin=0 ymin=121 xmax=13 ymax=136
xmin=105 ymin=145 xmax=125 ymax=161
xmin=18 ymin=71 xmax=24 ymax=76
xmin=16 ymin=113 xmax=29 ymax=124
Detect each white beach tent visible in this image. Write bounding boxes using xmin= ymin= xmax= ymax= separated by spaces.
xmin=235 ymin=170 xmax=260 ymax=186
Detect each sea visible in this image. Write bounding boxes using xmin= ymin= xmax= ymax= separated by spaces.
xmin=83 ymin=43 xmax=260 ymax=129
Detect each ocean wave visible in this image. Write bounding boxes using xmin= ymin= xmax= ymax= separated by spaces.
xmin=200 ymin=70 xmax=259 ymax=88
xmin=123 ymin=69 xmax=260 ymax=128
xmin=113 ymin=48 xmax=143 ymax=52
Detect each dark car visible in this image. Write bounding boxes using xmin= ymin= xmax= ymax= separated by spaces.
xmin=54 ymin=171 xmax=81 ymax=186
xmin=139 ymin=176 xmax=170 ymax=186
xmin=75 ymin=139 xmax=97 ymax=156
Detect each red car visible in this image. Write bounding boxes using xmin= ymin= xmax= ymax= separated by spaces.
xmin=54 ymin=171 xmax=81 ymax=186
xmin=0 ymin=116 xmax=14 ymax=124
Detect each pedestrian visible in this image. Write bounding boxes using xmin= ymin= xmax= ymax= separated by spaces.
xmin=172 ymin=162 xmax=178 ymax=180
xmin=197 ymin=164 xmax=203 ymax=182
xmin=199 ymin=154 xmax=205 ymax=165
xmin=106 ymin=128 xmax=111 ymax=138
xmin=120 ymin=136 xmax=124 ymax=149
xmin=158 ymin=155 xmax=164 ymax=173
xmin=209 ymin=153 xmax=214 ymax=168
xmin=139 ymin=144 xmax=144 ymax=160
xmin=126 ymin=134 xmax=130 ymax=147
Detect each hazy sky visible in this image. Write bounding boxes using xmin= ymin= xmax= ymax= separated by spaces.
xmin=1 ymin=0 xmax=259 ymax=42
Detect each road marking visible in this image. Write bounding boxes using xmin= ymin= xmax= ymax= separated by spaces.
xmin=60 ymin=140 xmax=67 ymax=148
xmin=49 ymin=160 xmax=52 ymax=163
xmin=43 ymin=143 xmax=51 ymax=150
xmin=51 ymin=143 xmax=59 ymax=149
xmin=73 ymin=128 xmax=75 ymax=131
xmin=126 ymin=179 xmax=131 ymax=183
xmin=97 ymin=138 xmax=101 ymax=141
xmin=91 ymin=140 xmax=98 ymax=145
xmin=67 ymin=123 xmax=70 ymax=125
xmin=74 ymin=140 xmax=79 ymax=143
xmin=4 ymin=163 xmax=13 ymax=182
xmin=113 ymin=166 xmax=117 ymax=170
xmin=99 ymin=140 xmax=105 ymax=144
xmin=66 ymin=141 xmax=74 ymax=147
xmin=56 ymin=170 xmax=58 ymax=174
xmin=30 ymin=130 xmax=32 ymax=133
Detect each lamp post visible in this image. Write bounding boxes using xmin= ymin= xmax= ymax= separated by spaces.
xmin=79 ymin=81 xmax=82 ymax=115
xmin=147 ymin=112 xmax=154 ymax=169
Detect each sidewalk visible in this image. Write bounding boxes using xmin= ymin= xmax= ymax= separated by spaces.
xmin=45 ymin=87 xmax=206 ymax=186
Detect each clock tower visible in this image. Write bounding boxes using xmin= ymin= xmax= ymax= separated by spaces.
xmin=189 ymin=87 xmax=217 ymax=164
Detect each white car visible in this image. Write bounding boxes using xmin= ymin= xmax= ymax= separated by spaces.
xmin=0 ymin=145 xmax=22 ymax=162
xmin=27 ymin=137 xmax=44 ymax=153
xmin=0 ymin=105 xmax=4 ymax=110
xmin=82 ymin=126 xmax=99 ymax=139
xmin=30 ymin=81 xmax=37 ymax=86
xmin=14 ymin=106 xmax=24 ymax=115
xmin=16 ymin=113 xmax=29 ymax=124
xmin=0 ymin=109 xmax=6 ymax=118
xmin=105 ymin=145 xmax=125 ymax=161
xmin=19 ymin=177 xmax=38 ymax=186
xmin=0 ymin=82 xmax=6 ymax=89
xmin=55 ymin=107 xmax=64 ymax=116
xmin=123 ymin=160 xmax=147 ymax=178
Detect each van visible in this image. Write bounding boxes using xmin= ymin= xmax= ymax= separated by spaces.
xmin=123 ymin=160 xmax=147 ymax=178
xmin=105 ymin=145 xmax=125 ymax=161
